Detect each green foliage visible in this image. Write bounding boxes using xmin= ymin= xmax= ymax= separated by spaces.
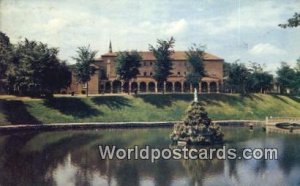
xmin=295 ymin=57 xmax=300 ymax=72
xmin=224 ymin=62 xmax=273 ymax=94
xmin=248 ymin=72 xmax=273 ymax=93
xmin=171 ymin=101 xmax=223 ymax=145
xmin=185 ymin=44 xmax=206 ymax=87
xmin=279 ymin=12 xmax=300 ymax=28
xmin=247 ymin=62 xmax=273 ymax=93
xmin=7 ymin=39 xmax=71 ymax=97
xmin=99 ymin=68 xmax=108 ymax=80
xmin=276 ymin=62 xmax=299 ymax=93
xmin=0 ymin=32 xmax=12 ymax=80
xmin=149 ymin=37 xmax=175 ymax=84
xmin=0 ymin=32 xmax=10 ymax=47
xmin=115 ymin=50 xmax=142 ymax=83
xmin=73 ymin=45 xmax=97 ymax=96
xmin=183 ymin=102 xmax=211 ymax=126
xmin=226 ymin=61 xmax=250 ymax=94
xmin=223 ymin=62 xmax=231 ymax=77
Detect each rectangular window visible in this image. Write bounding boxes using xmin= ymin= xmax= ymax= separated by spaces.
xmin=82 ymin=83 xmax=87 ymax=89
xmin=144 ymin=72 xmax=147 ymax=76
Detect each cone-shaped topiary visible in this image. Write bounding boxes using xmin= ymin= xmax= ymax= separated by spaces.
xmin=170 ymin=101 xmax=223 ymax=145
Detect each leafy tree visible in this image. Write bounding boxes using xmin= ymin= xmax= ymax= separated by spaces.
xmin=99 ymin=68 xmax=108 ymax=80
xmin=294 ymin=58 xmax=300 ymax=93
xmin=295 ymin=57 xmax=300 ymax=72
xmin=73 ymin=45 xmax=97 ymax=97
xmin=149 ymin=37 xmax=175 ymax=93
xmin=276 ymin=62 xmax=297 ymax=94
xmin=248 ymin=72 xmax=273 ymax=93
xmin=248 ymin=62 xmax=264 ymax=73
xmin=227 ymin=61 xmax=250 ymax=94
xmin=185 ymin=44 xmax=206 ymax=88
xmin=295 ymin=74 xmax=300 ymax=94
xmin=279 ymin=11 xmax=300 ymax=93
xmin=247 ymin=62 xmax=273 ymax=93
xmin=115 ymin=50 xmax=141 ymax=93
xmin=223 ymin=62 xmax=232 ymax=77
xmin=0 ymin=32 xmax=12 ymax=80
xmin=279 ymin=12 xmax=300 ymax=28
xmin=8 ymin=39 xmax=71 ymax=97
xmin=223 ymin=62 xmax=234 ymax=93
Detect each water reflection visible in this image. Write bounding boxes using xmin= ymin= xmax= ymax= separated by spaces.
xmin=0 ymin=127 xmax=299 ymax=185
xmin=182 ymin=157 xmax=224 ymax=186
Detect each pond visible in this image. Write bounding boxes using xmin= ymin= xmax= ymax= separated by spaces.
xmin=0 ymin=127 xmax=299 ymax=186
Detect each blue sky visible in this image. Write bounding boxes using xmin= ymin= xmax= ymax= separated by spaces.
xmin=0 ymin=0 xmax=299 ymax=73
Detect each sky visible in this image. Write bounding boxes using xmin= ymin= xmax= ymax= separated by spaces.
xmin=0 ymin=0 xmax=299 ymax=73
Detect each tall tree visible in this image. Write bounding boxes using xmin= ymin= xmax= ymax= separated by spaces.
xmin=279 ymin=12 xmax=300 ymax=28
xmin=185 ymin=44 xmax=206 ymax=88
xmin=248 ymin=72 xmax=273 ymax=93
xmin=223 ymin=62 xmax=234 ymax=93
xmin=247 ymin=62 xmax=273 ymax=93
xmin=115 ymin=50 xmax=141 ymax=94
xmin=227 ymin=61 xmax=251 ymax=94
xmin=295 ymin=58 xmax=300 ymax=93
xmin=223 ymin=62 xmax=232 ymax=77
xmin=149 ymin=37 xmax=175 ymax=93
xmin=8 ymin=39 xmax=71 ymax=97
xmin=0 ymin=32 xmax=12 ymax=80
xmin=295 ymin=57 xmax=300 ymax=72
xmin=276 ymin=62 xmax=296 ymax=94
xmin=73 ymin=45 xmax=97 ymax=97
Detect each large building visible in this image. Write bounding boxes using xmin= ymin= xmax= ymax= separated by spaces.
xmin=68 ymin=43 xmax=224 ymax=94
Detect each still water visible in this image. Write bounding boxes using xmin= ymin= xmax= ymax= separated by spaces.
xmin=0 ymin=127 xmax=299 ymax=186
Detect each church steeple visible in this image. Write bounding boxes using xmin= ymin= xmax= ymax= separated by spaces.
xmin=109 ymin=40 xmax=112 ymax=53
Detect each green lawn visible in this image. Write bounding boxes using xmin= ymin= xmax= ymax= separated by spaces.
xmin=0 ymin=93 xmax=300 ymax=125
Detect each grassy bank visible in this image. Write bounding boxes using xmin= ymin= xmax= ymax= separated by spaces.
xmin=0 ymin=94 xmax=300 ymax=125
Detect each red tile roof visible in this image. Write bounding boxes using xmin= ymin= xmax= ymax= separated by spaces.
xmin=99 ymin=51 xmax=223 ymax=61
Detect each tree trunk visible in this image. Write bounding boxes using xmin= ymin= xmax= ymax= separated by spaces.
xmin=86 ymin=82 xmax=89 ymax=97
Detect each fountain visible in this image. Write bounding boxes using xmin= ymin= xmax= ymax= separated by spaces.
xmin=170 ymin=89 xmax=223 ymax=145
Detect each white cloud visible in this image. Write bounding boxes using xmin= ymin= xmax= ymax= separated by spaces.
xmin=249 ymin=43 xmax=287 ymax=56
xmin=42 ymin=18 xmax=67 ymax=33
xmin=0 ymin=0 xmax=299 ymax=69
xmin=197 ymin=1 xmax=300 ymax=36
xmin=166 ymin=19 xmax=188 ymax=35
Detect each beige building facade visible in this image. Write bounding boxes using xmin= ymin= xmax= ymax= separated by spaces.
xmin=68 ymin=45 xmax=224 ymax=94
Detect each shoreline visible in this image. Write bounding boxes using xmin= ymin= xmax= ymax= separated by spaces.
xmin=1 ymin=94 xmax=300 ymax=125
xmin=0 ymin=120 xmax=265 ymax=132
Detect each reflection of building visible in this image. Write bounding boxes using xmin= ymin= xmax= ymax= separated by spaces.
xmin=68 ymin=42 xmax=224 ymax=94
